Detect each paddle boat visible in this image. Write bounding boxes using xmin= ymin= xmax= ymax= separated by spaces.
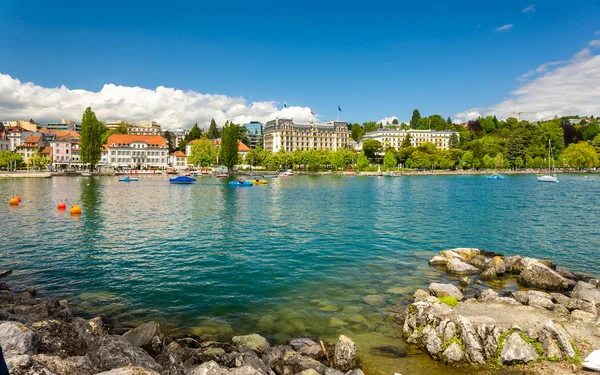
xmin=119 ymin=176 xmax=138 ymax=182
xmin=169 ymin=176 xmax=196 ymax=184
xmin=249 ymin=178 xmax=268 ymax=185
xmin=229 ymin=179 xmax=253 ymax=187
xmin=487 ymin=173 xmax=505 ymax=180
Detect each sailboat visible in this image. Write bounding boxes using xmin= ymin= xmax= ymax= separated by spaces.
xmin=537 ymin=139 xmax=559 ymax=183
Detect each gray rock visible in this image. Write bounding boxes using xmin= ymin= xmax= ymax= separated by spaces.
xmin=95 ymin=368 xmax=161 ymax=375
xmin=428 ymin=256 xmax=448 ymax=265
xmin=551 ymin=293 xmax=597 ymax=314
xmin=460 ymin=277 xmax=471 ymax=287
xmin=228 ymin=365 xmax=265 ymax=375
xmin=0 ymin=321 xmax=41 ymax=358
xmin=499 ymin=332 xmax=539 ymax=364
xmin=443 ymin=322 xmax=457 ymax=343
xmin=517 ymin=263 xmax=575 ymax=291
xmin=296 ymin=370 xmax=320 ymax=375
xmin=488 ymin=256 xmax=506 ymax=275
xmin=262 ymin=345 xmax=326 ymax=375
xmin=466 ymin=255 xmax=490 ymax=270
xmin=551 ymin=303 xmax=569 ymax=314
xmin=505 ymin=256 xmax=538 ymax=274
xmin=441 ymin=342 xmax=464 ymax=364
xmin=527 ymin=294 xmax=554 ymax=310
xmin=480 ymin=268 xmax=497 ymax=280
xmin=89 ymin=317 xmax=105 ymax=336
xmin=232 ymin=334 xmax=270 ymax=353
xmin=479 ymin=325 xmax=501 ymax=360
xmin=334 ymin=335 xmax=356 ymax=371
xmin=456 ymin=315 xmax=484 ymax=363
xmin=88 ymin=335 xmax=162 ymax=373
xmin=423 ymin=326 xmax=442 ymax=359
xmin=412 ymin=289 xmax=430 ymax=302
xmin=344 ymin=370 xmax=364 ymax=375
xmin=570 ymin=309 xmax=596 ymax=321
xmin=446 ymin=258 xmax=481 ymax=275
xmin=571 ymin=281 xmax=600 ymax=303
xmin=428 ymin=283 xmax=464 ymax=301
xmin=538 ymin=320 xmax=575 ymax=359
xmin=289 ymin=338 xmax=317 ymax=351
xmin=155 ymin=341 xmax=186 ymax=375
xmin=31 ymin=319 xmax=88 ymax=357
xmin=32 ymin=354 xmax=93 ymax=375
xmin=190 ymin=360 xmax=227 ymax=375
xmin=477 ymin=289 xmax=499 ymax=302
xmin=0 ymin=269 xmax=12 ymax=278
xmin=5 ymin=355 xmax=33 ymax=373
xmin=325 ymin=369 xmax=344 ymax=375
xmin=451 ymin=248 xmax=481 ymax=259
xmin=496 ymin=297 xmax=521 ymax=305
xmin=123 ymin=321 xmax=164 ymax=356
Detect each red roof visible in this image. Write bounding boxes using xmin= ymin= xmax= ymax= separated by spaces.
xmin=107 ymin=134 xmax=167 ymax=147
xmin=23 ymin=135 xmax=41 ymax=144
xmin=172 ymin=151 xmax=186 ymax=157
xmin=41 ymin=146 xmax=52 ymax=155
xmin=47 ymin=130 xmax=79 ymax=138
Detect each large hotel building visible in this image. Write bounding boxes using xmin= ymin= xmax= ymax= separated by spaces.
xmin=263 ymin=118 xmax=350 ymax=152
xmin=358 ymin=129 xmax=459 ymax=151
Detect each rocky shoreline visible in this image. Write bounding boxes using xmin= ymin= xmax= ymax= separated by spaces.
xmin=400 ymin=248 xmax=600 ymax=373
xmin=0 ymin=276 xmax=366 ymax=375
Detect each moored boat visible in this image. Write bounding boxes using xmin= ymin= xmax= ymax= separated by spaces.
xmin=278 ymin=169 xmax=294 ymax=178
xmin=119 ymin=176 xmax=139 ymax=182
xmin=249 ymin=178 xmax=268 ymax=184
xmin=169 ymin=176 xmax=196 ymax=184
xmin=229 ymin=179 xmax=253 ymax=187
xmin=487 ymin=172 xmax=505 ymax=180
xmin=537 ymin=139 xmax=559 ymax=183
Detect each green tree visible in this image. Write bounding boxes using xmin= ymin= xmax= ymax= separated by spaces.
xmin=383 ymin=149 xmax=396 ymax=170
xmin=532 ymin=156 xmax=544 ymax=169
xmin=207 ymin=118 xmax=220 ymax=139
xmin=513 ymin=156 xmax=524 ymax=169
xmin=28 ymin=150 xmax=51 ymax=170
xmin=494 ymin=152 xmax=504 ymax=169
xmin=562 ymin=141 xmax=599 ymax=169
xmin=362 ymin=139 xmax=382 ymax=162
xmin=405 ymin=158 xmax=413 ymax=169
xmin=446 ymin=116 xmax=452 ymax=126
xmin=80 ymin=107 xmax=104 ymax=170
xmin=438 ymin=157 xmax=453 ymax=170
xmin=188 ymin=136 xmax=218 ymax=167
xmin=363 ymin=121 xmax=379 ymax=133
xmin=245 ymin=148 xmax=263 ymax=167
xmin=410 ymin=109 xmax=421 ymax=128
xmin=219 ymin=121 xmax=239 ymax=171
xmin=189 ymin=123 xmax=202 ymax=140
xmin=461 ymin=151 xmax=474 ymax=169
xmin=236 ymin=124 xmax=250 ymax=147
xmin=592 ymin=133 xmax=600 ymax=152
xmin=392 ymin=118 xmax=399 ymax=125
xmin=163 ymin=130 xmax=175 ymax=153
xmin=356 ymin=151 xmax=369 ymax=170
xmin=0 ymin=151 xmax=22 ymax=170
xmin=448 ymin=133 xmax=460 ymax=149
xmin=506 ymin=136 xmax=526 ymax=167
xmin=482 ymin=154 xmax=493 ymax=169
xmin=402 ymin=133 xmax=412 ymax=148
xmin=350 ymin=123 xmax=364 ymax=142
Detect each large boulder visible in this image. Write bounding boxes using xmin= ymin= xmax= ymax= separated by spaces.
xmin=446 ymin=258 xmax=481 ymax=275
xmin=334 ymin=335 xmax=356 ymax=371
xmin=95 ymin=368 xmax=161 ymax=375
xmin=455 ymin=315 xmax=484 ymax=364
xmin=31 ymin=319 xmax=88 ymax=357
xmin=441 ymin=342 xmax=464 ymax=364
xmin=89 ymin=317 xmax=105 ymax=336
xmin=550 ymin=293 xmax=597 ymax=314
xmin=289 ymin=338 xmax=323 ymax=360
xmin=122 ymin=321 xmax=164 ymax=356
xmin=428 ymin=256 xmax=448 ymax=265
xmin=32 ymin=354 xmax=94 ymax=375
xmin=0 ymin=321 xmax=41 ymax=357
xmin=466 ymin=255 xmax=489 ymax=270
xmin=488 ymin=256 xmax=506 ymax=275
xmin=479 ymin=268 xmax=497 ymax=280
xmin=505 ymin=256 xmax=538 ymax=274
xmin=538 ymin=320 xmax=575 ymax=359
xmin=155 ymin=342 xmax=186 ymax=375
xmin=517 ymin=263 xmax=575 ymax=291
xmin=428 ymin=283 xmax=464 ymax=301
xmin=571 ymin=281 xmax=600 ymax=303
xmin=88 ymin=335 xmax=162 ymax=373
xmin=450 ymin=248 xmax=481 ymax=259
xmin=231 ymin=334 xmax=270 ymax=353
xmin=262 ymin=345 xmax=327 ymax=375
xmin=499 ymin=332 xmax=539 ymax=364
xmin=511 ymin=291 xmax=554 ymax=309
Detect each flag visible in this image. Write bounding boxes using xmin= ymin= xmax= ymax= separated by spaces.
xmin=310 ymin=108 xmax=314 ymax=115
xmin=338 ymin=105 xmax=342 ymax=112
xmin=284 ymin=101 xmax=287 ymax=108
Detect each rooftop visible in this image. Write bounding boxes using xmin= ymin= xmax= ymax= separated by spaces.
xmin=107 ymin=134 xmax=167 ymax=147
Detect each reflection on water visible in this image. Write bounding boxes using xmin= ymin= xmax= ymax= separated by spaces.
xmin=1 ymin=174 xmax=599 ymax=375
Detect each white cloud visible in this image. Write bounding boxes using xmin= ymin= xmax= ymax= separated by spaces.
xmin=589 ymin=40 xmax=600 ymax=47
xmin=454 ymin=42 xmax=600 ymax=122
xmin=495 ymin=24 xmax=514 ymax=32
xmin=518 ymin=60 xmax=566 ymax=81
xmin=378 ymin=116 xmax=401 ymax=125
xmin=0 ymin=74 xmax=319 ymax=130
xmin=522 ymin=5 xmax=535 ymax=13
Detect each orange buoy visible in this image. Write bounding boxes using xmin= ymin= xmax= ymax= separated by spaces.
xmin=9 ymin=198 xmax=19 ymax=206
xmin=58 ymin=202 xmax=67 ymax=210
xmin=15 ymin=196 xmax=22 ymax=202
xmin=69 ymin=205 xmax=82 ymax=215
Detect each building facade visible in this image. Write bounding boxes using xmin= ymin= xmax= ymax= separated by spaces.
xmin=15 ymin=135 xmax=42 ymax=164
xmin=358 ymin=129 xmax=459 ymax=151
xmin=129 ymin=121 xmax=161 ymax=135
xmin=263 ymin=118 xmax=350 ymax=152
xmin=1 ymin=120 xmax=39 ymax=132
xmin=106 ymin=134 xmax=169 ymax=169
xmin=170 ymin=151 xmax=188 ymax=170
xmin=106 ymin=120 xmax=134 ymax=130
xmin=171 ymin=128 xmax=189 ymax=149
xmin=45 ymin=119 xmax=80 ymax=132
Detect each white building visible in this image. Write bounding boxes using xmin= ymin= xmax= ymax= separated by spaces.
xmin=171 ymin=128 xmax=188 ymax=149
xmin=263 ymin=118 xmax=349 ymax=152
xmin=106 ymin=120 xmax=134 ymax=130
xmin=129 ymin=121 xmax=161 ymax=135
xmin=170 ymin=151 xmax=188 ymax=170
xmin=357 ymin=129 xmax=459 ymax=151
xmin=106 ymin=134 xmax=169 ymax=169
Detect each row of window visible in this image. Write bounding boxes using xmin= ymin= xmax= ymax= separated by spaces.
xmin=110 ymin=150 xmax=167 ymax=156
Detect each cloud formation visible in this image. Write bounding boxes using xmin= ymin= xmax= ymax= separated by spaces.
xmin=454 ymin=42 xmax=600 ymax=122
xmin=518 ymin=60 xmax=566 ymax=81
xmin=0 ymin=74 xmax=318 ymax=130
xmin=522 ymin=5 xmax=536 ymax=13
xmin=378 ymin=116 xmax=401 ymax=125
xmin=495 ymin=24 xmax=514 ymax=32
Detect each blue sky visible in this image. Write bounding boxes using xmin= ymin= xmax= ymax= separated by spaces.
xmin=0 ymin=0 xmax=599 ymax=127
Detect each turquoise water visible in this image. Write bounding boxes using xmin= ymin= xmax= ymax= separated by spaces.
xmin=1 ymin=174 xmax=599 ymax=375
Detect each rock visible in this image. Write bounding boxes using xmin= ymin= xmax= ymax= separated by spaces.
xmin=95 ymin=368 xmax=161 ymax=375
xmin=505 ymin=256 xmax=538 ymax=274
xmin=325 ymin=369 xmax=344 ymax=375
xmin=538 ymin=320 xmax=575 ymax=359
xmin=32 ymin=354 xmax=93 ymax=375
xmin=451 ymin=248 xmax=481 ymax=259
xmin=232 ymin=334 xmax=270 ymax=353
xmin=488 ymin=256 xmax=506 ymax=275
xmin=513 ymin=291 xmax=554 ymax=309
xmin=296 ymin=370 xmax=320 ymax=375
xmin=428 ymin=283 xmax=464 ymax=301
xmin=479 ymin=325 xmax=501 ymax=360
xmin=466 ymin=255 xmax=489 ymax=270
xmin=439 ymin=250 xmax=464 ymax=260
xmin=442 ymin=321 xmax=457 ymax=343
xmin=0 ymin=282 xmax=9 ymax=291
xmin=0 ymin=321 xmax=41 ymax=358
xmin=456 ymin=315 xmax=484 ymax=363
xmin=344 ymin=370 xmax=364 ymax=375
xmin=88 ymin=335 xmax=162 ymax=373
xmin=538 ymin=259 xmax=556 ymax=270
xmin=480 ymin=268 xmax=497 ymax=280
xmin=422 ymin=326 xmax=442 ymax=359
xmin=289 ymin=338 xmax=317 ymax=351
xmin=5 ymin=355 xmax=33 ymax=373
xmin=413 ymin=289 xmax=430 ymax=302
xmin=123 ymin=321 xmax=164 ymax=356
xmin=551 ymin=304 xmax=569 ymax=314
xmin=517 ymin=263 xmax=575 ymax=291
xmin=446 ymin=258 xmax=481 ymax=275
xmin=460 ymin=277 xmax=471 ymax=287
xmin=495 ymin=297 xmax=522 ymax=305
xmin=89 ymin=317 xmax=105 ymax=336
xmin=189 ymin=360 xmax=227 ymax=375
xmin=155 ymin=342 xmax=186 ymax=375
xmin=429 ymin=256 xmax=448 ymax=265
xmin=570 ymin=309 xmax=596 ymax=322
xmin=334 ymin=335 xmax=356 ymax=371
xmin=477 ymin=289 xmax=499 ymax=302
xmin=0 ymin=269 xmax=12 ymax=278
xmin=571 ymin=281 xmax=600 ymax=303
xmin=31 ymin=319 xmax=88 ymax=357
xmin=499 ymin=332 xmax=539 ymax=364
xmin=262 ymin=345 xmax=327 ymax=375
xmin=441 ymin=342 xmax=464 ymax=364
xmin=550 ymin=293 xmax=597 ymax=314
xmin=362 ymin=294 xmax=386 ymax=307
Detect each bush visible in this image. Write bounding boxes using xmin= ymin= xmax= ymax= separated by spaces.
xmin=439 ymin=295 xmax=458 ymax=307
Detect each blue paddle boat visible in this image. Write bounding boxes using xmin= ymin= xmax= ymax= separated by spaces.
xmin=487 ymin=173 xmax=505 ymax=180
xmin=229 ymin=179 xmax=253 ymax=187
xmin=119 ymin=176 xmax=138 ymax=182
xmin=169 ymin=176 xmax=196 ymax=184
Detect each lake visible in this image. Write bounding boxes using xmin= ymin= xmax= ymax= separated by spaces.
xmin=1 ymin=174 xmax=599 ymax=374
